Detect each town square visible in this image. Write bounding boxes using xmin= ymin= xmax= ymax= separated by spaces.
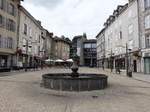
xmin=0 ymin=0 xmax=150 ymax=112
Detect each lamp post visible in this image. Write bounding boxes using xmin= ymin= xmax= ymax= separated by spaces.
xmin=102 ymin=54 xmax=105 ymax=70
xmin=25 ymin=40 xmax=28 ymax=72
xmin=126 ymin=43 xmax=129 ymax=76
xmin=110 ymin=49 xmax=114 ymax=72
xmin=107 ymin=49 xmax=114 ymax=72
xmin=126 ymin=43 xmax=132 ymax=77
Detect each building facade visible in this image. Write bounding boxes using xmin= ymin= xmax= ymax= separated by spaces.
xmin=17 ymin=6 xmax=43 ymax=68
xmin=83 ymin=39 xmax=97 ymax=67
xmin=54 ymin=36 xmax=70 ymax=60
xmin=97 ymin=0 xmax=141 ymax=72
xmin=96 ymin=28 xmax=105 ymax=68
xmin=0 ymin=0 xmax=22 ymax=68
xmin=72 ymin=34 xmax=87 ymax=66
xmin=138 ymin=0 xmax=150 ymax=74
xmin=43 ymin=30 xmax=53 ymax=60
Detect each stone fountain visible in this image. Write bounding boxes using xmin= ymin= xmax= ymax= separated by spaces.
xmin=42 ymin=55 xmax=108 ymax=92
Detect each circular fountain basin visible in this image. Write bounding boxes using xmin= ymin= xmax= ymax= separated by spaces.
xmin=42 ymin=73 xmax=108 ymax=92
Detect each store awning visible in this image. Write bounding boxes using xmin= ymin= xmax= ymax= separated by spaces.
xmin=55 ymin=59 xmax=64 ymax=62
xmin=66 ymin=59 xmax=73 ymax=62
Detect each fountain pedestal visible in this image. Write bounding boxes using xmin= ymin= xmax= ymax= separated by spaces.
xmin=42 ymin=73 xmax=108 ymax=91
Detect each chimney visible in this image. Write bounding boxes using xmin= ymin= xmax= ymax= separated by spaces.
xmin=37 ymin=20 xmax=41 ymax=25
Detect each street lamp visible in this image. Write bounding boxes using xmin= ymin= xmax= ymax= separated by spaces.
xmin=117 ymin=43 xmax=132 ymax=77
xmin=108 ymin=49 xmax=114 ymax=72
xmin=126 ymin=43 xmax=132 ymax=77
xmin=102 ymin=54 xmax=105 ymax=70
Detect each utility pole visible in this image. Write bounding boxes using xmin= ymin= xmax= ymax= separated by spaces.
xmin=126 ymin=43 xmax=129 ymax=76
xmin=110 ymin=49 xmax=113 ymax=72
xmin=102 ymin=54 xmax=105 ymax=70
xmin=126 ymin=43 xmax=132 ymax=77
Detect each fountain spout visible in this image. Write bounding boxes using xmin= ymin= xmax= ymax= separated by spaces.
xmin=71 ymin=54 xmax=79 ymax=77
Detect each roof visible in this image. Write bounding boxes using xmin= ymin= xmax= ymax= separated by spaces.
xmin=72 ymin=35 xmax=83 ymax=40
xmin=19 ymin=5 xmax=43 ymax=29
xmin=84 ymin=39 xmax=96 ymax=43
xmin=54 ymin=36 xmax=71 ymax=45
xmin=104 ymin=3 xmax=128 ymax=28
xmin=96 ymin=28 xmax=105 ymax=38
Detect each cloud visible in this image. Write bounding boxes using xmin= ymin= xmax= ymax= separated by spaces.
xmin=23 ymin=0 xmax=63 ymax=9
xmin=22 ymin=0 xmax=128 ymax=39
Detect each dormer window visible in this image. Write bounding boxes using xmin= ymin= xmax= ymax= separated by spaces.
xmin=110 ymin=16 xmax=115 ymax=22
xmin=104 ymin=22 xmax=108 ymax=27
xmin=114 ymin=11 xmax=119 ymax=17
xmin=107 ymin=20 xmax=110 ymax=24
xmin=118 ymin=7 xmax=123 ymax=11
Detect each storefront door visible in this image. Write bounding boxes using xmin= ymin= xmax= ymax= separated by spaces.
xmin=144 ymin=58 xmax=150 ymax=74
xmin=133 ymin=60 xmax=137 ymax=72
xmin=0 ymin=55 xmax=8 ymax=68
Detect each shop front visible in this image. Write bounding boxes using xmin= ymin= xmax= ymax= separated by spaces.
xmin=0 ymin=55 xmax=8 ymax=68
xmin=143 ymin=52 xmax=150 ymax=74
xmin=144 ymin=57 xmax=150 ymax=74
xmin=115 ymin=58 xmax=126 ymax=70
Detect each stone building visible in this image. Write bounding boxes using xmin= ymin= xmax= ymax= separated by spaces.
xmin=17 ymin=5 xmax=43 ymax=68
xmin=97 ymin=0 xmax=141 ymax=72
xmin=138 ymin=0 xmax=150 ymax=74
xmin=96 ymin=28 xmax=105 ymax=68
xmin=43 ymin=29 xmax=53 ymax=60
xmin=0 ymin=0 xmax=23 ymax=68
xmin=53 ymin=36 xmax=70 ymax=60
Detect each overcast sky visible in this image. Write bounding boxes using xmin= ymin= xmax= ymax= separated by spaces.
xmin=21 ymin=0 xmax=128 ymax=39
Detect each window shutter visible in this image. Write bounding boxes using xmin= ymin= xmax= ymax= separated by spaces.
xmin=6 ymin=18 xmax=9 ymax=30
xmin=2 ymin=16 xmax=5 ymax=28
xmin=0 ymin=15 xmax=2 ymax=26
xmin=0 ymin=35 xmax=2 ymax=48
xmin=14 ymin=6 xmax=17 ymax=17
xmin=3 ymin=0 xmax=6 ymax=11
xmin=13 ymin=21 xmax=16 ymax=32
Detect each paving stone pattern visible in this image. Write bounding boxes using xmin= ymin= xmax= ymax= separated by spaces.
xmin=0 ymin=67 xmax=150 ymax=112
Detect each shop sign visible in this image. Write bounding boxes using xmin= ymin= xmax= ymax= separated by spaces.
xmin=144 ymin=53 xmax=150 ymax=57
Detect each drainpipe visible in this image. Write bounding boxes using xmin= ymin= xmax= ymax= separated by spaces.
xmin=137 ymin=0 xmax=142 ymax=72
xmin=16 ymin=5 xmax=21 ymax=67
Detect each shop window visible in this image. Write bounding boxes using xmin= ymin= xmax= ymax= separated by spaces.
xmin=144 ymin=0 xmax=150 ymax=10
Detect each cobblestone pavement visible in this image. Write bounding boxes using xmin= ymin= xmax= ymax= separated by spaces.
xmin=0 ymin=67 xmax=150 ymax=112
xmin=100 ymin=68 xmax=150 ymax=83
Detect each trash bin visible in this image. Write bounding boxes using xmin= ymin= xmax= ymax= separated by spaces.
xmin=127 ymin=71 xmax=132 ymax=77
